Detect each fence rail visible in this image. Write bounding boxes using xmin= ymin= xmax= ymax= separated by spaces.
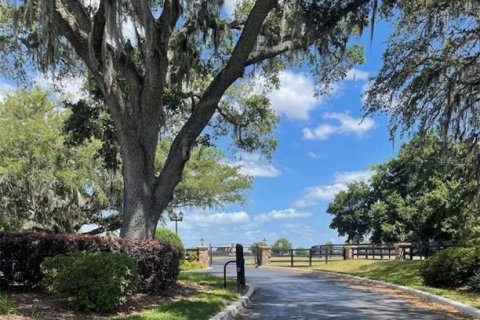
xmin=269 ymin=241 xmax=454 ymax=267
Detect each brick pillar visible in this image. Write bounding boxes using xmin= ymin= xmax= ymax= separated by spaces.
xmin=344 ymin=245 xmax=355 ymax=259
xmin=394 ymin=243 xmax=410 ymax=260
xmin=258 ymin=246 xmax=272 ymax=266
xmin=197 ymin=247 xmax=209 ymax=267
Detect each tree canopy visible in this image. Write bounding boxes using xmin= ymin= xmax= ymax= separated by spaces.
xmin=327 ymin=134 xmax=480 ymax=244
xmin=0 ymin=0 xmax=377 ymax=238
xmin=366 ymin=1 xmax=480 ymax=146
xmin=0 ymin=90 xmax=107 ymax=233
xmin=272 ymin=237 xmax=293 ymax=251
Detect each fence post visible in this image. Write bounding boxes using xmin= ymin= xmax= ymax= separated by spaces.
xmin=309 ymin=249 xmax=312 ymax=267
xmin=198 ymin=246 xmax=210 ymax=268
xmin=324 ymin=247 xmax=328 ymax=264
xmin=290 ymin=249 xmax=294 ymax=267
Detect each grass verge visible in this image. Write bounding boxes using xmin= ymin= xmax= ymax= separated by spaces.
xmin=119 ymin=273 xmax=240 ymax=320
xmin=306 ymin=259 xmax=480 ymax=308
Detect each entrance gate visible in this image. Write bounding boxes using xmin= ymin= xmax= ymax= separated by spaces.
xmin=208 ymin=244 xmax=258 ymax=267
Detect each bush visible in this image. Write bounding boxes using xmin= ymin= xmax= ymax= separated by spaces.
xmin=0 ymin=293 xmax=14 ymax=315
xmin=0 ymin=232 xmax=181 ymax=293
xmin=185 ymin=249 xmax=199 ymax=262
xmin=421 ymin=247 xmax=480 ymax=288
xmin=468 ymin=272 xmax=480 ymax=292
xmin=155 ymin=228 xmax=184 ymax=255
xmin=181 ymin=260 xmax=205 ymax=271
xmin=41 ymin=252 xmax=138 ymax=312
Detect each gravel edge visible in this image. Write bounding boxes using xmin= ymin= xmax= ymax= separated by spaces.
xmin=209 ymin=284 xmax=255 ymax=320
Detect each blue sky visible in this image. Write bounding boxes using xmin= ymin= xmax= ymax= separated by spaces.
xmin=0 ymin=3 xmax=403 ymax=249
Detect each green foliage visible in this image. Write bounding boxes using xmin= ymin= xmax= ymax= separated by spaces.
xmin=41 ymin=252 xmax=138 ymax=312
xmin=156 ymin=141 xmax=252 ymax=210
xmin=0 ymin=293 xmax=14 ymax=315
xmin=327 ymin=182 xmax=372 ymax=243
xmin=272 ymin=238 xmax=293 ymax=251
xmin=0 ymin=90 xmax=109 ymax=233
xmin=155 ymin=228 xmax=185 ymax=254
xmin=468 ymin=272 xmax=480 ymax=292
xmin=366 ymin=1 xmax=480 ymax=144
xmin=328 ymin=134 xmax=480 ymax=243
xmin=421 ymin=247 xmax=480 ymax=288
xmin=181 ymin=260 xmax=205 ymax=271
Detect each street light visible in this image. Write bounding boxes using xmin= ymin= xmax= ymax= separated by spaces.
xmin=200 ymin=238 xmax=205 ymax=246
xmin=168 ymin=210 xmax=183 ymax=235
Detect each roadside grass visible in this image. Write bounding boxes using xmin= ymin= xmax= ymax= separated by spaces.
xmin=306 ymin=259 xmax=480 ymax=308
xmin=0 ymin=293 xmax=15 ymax=315
xmin=120 ymin=273 xmax=239 ymax=320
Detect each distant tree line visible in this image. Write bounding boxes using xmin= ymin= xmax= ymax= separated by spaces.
xmin=327 ymin=134 xmax=480 ymax=244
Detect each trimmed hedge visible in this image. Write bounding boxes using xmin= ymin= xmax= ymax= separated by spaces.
xmin=0 ymin=232 xmax=181 ymax=293
xmin=42 ymin=252 xmax=138 ymax=312
xmin=155 ymin=227 xmax=185 ymax=256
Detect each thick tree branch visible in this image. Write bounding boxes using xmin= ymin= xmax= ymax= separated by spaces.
xmin=153 ymin=0 xmax=277 ymax=221
xmin=51 ymin=0 xmax=94 ymax=70
xmin=246 ymin=0 xmax=371 ymax=66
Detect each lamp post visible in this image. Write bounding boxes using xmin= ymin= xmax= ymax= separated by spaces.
xmin=168 ymin=210 xmax=184 ymax=235
xmin=200 ymin=238 xmax=205 ymax=246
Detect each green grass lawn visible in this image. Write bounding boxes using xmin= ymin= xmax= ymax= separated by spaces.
xmin=119 ymin=273 xmax=240 ymax=320
xmin=306 ymin=259 xmax=480 ymax=308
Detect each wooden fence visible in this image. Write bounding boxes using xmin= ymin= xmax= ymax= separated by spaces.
xmin=269 ymin=241 xmax=453 ymax=267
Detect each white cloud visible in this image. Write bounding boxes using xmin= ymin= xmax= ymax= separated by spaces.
xmin=255 ymin=208 xmax=312 ymax=222
xmin=334 ymin=170 xmax=372 ymax=185
xmin=294 ymin=169 xmax=371 ymax=207
xmin=186 ymin=211 xmax=250 ymax=226
xmin=35 ymin=74 xmax=86 ymax=103
xmin=268 ymin=71 xmax=321 ymax=120
xmin=345 ymin=68 xmax=369 ymax=82
xmin=303 ymin=112 xmax=375 ymax=141
xmin=232 ymin=153 xmax=281 ymax=178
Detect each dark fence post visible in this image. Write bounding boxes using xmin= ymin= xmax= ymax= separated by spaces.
xmin=236 ymin=244 xmax=246 ymax=292
xmin=290 ymin=249 xmax=294 ymax=267
xmin=309 ymin=249 xmax=313 ymax=267
xmin=324 ymin=247 xmax=328 ymax=264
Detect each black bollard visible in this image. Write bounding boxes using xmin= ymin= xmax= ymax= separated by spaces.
xmin=236 ymin=244 xmax=246 ymax=291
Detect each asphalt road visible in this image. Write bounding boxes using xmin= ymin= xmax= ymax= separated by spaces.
xmin=205 ymin=260 xmax=459 ymax=320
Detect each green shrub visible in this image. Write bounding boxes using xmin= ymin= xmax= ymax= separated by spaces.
xmin=185 ymin=250 xmax=199 ymax=262
xmin=0 ymin=293 xmax=14 ymax=315
xmin=181 ymin=260 xmax=205 ymax=271
xmin=421 ymin=247 xmax=480 ymax=288
xmin=155 ymin=228 xmax=184 ymax=254
xmin=468 ymin=272 xmax=480 ymax=292
xmin=41 ymin=252 xmax=138 ymax=312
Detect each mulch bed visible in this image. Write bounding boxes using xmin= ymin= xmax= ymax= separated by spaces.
xmin=1 ymin=280 xmax=206 ymax=320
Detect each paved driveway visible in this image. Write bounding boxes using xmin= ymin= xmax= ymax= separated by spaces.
xmin=205 ymin=261 xmax=461 ymax=319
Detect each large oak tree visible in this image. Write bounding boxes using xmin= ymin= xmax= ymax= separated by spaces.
xmin=0 ymin=0 xmax=375 ymax=238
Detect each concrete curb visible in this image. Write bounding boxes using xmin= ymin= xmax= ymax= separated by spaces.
xmin=262 ymin=266 xmax=480 ymax=319
xmin=209 ymin=284 xmax=255 ymax=320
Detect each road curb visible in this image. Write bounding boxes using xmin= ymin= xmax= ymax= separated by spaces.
xmin=209 ymin=284 xmax=255 ymax=320
xmin=262 ymin=266 xmax=480 ymax=319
